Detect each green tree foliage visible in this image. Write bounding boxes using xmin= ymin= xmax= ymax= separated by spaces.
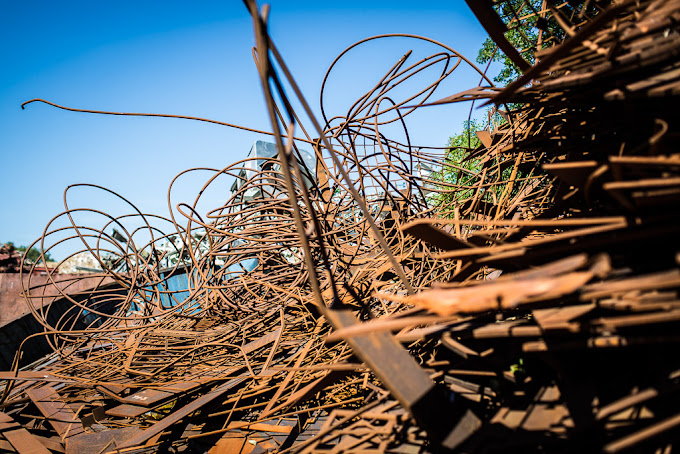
xmin=5 ymin=242 xmax=54 ymax=263
xmin=432 ymin=119 xmax=484 ymax=207
xmin=476 ymin=0 xmax=566 ymax=85
xmin=434 ymin=1 xmax=577 ymax=213
xmin=433 ymin=112 xmax=527 ymax=214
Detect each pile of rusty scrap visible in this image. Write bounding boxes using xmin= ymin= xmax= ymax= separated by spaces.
xmin=2 ymin=0 xmax=680 ymax=452
xmin=0 ymin=245 xmax=23 ymax=274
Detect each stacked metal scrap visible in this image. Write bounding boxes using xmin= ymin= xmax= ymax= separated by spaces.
xmin=394 ymin=0 xmax=680 ymax=452
xmin=0 ymin=245 xmax=23 ymax=274
xmin=1 ymin=0 xmax=679 ymax=452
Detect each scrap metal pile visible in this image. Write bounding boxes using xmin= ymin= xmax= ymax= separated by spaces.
xmin=0 ymin=245 xmax=24 ymax=274
xmin=2 ymin=0 xmax=680 ymax=452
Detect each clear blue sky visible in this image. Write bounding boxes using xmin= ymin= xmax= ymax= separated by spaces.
xmin=1 ymin=1 xmax=495 ymax=260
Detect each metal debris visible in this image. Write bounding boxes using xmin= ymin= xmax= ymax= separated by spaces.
xmin=2 ymin=0 xmax=680 ymax=452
